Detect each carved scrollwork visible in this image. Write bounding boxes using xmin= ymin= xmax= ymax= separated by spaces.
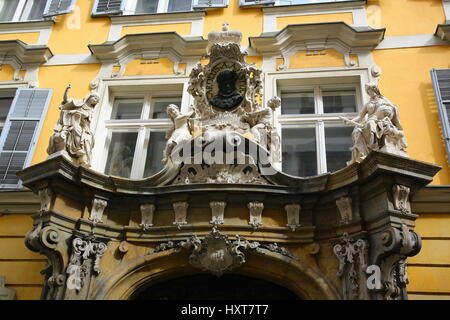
xmin=209 ymin=201 xmax=226 ymax=225
xmin=90 ymin=198 xmax=107 ymax=224
xmin=248 ymin=201 xmax=264 ymax=229
xmin=333 ymin=233 xmax=369 ymax=300
xmin=392 ymin=185 xmax=411 ymax=214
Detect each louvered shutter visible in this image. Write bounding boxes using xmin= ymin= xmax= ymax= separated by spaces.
xmin=239 ymin=0 xmax=274 ymax=7
xmin=431 ymin=69 xmax=450 ymax=165
xmin=193 ymin=0 xmax=228 ymax=8
xmin=0 ymin=89 xmax=52 ymax=187
xmin=43 ymin=0 xmax=77 ymax=17
xmin=92 ymin=0 xmax=126 ymax=16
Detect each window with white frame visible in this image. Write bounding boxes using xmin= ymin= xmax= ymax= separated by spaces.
xmin=100 ymin=88 xmax=183 ymax=179
xmin=276 ymin=77 xmax=361 ymax=177
xmin=0 ymin=0 xmax=77 ymax=22
xmin=240 ymin=0 xmax=353 ymax=8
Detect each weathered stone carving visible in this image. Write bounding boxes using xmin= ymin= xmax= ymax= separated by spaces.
xmin=47 ymin=84 xmax=100 ymax=167
xmin=152 ymin=227 xmax=291 ymax=276
xmin=90 ymin=198 xmax=107 ymax=224
xmin=209 ymin=69 xmax=244 ymax=111
xmin=333 ymin=233 xmax=368 ymax=300
xmin=66 ymin=237 xmax=107 ymax=293
xmin=248 ymin=201 xmax=264 ymax=229
xmin=0 ymin=276 xmax=16 ymax=300
xmin=173 ymin=201 xmax=188 ymax=229
xmin=369 ymin=224 xmax=420 ymax=300
xmin=341 ymin=84 xmax=408 ymax=164
xmin=140 ymin=203 xmax=155 ymax=230
xmin=38 ymin=187 xmax=53 ymax=212
xmin=174 ymin=162 xmax=269 ymax=185
xmin=209 ymin=201 xmax=226 ymax=225
xmin=336 ymin=197 xmax=353 ymax=224
xmin=284 ymin=204 xmax=301 ymax=231
xmin=392 ymin=185 xmax=411 ymax=214
xmin=163 ymin=105 xmax=195 ymax=164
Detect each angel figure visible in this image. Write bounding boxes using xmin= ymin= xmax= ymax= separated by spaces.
xmin=163 ymin=104 xmax=195 ymax=164
xmin=243 ymin=96 xmax=281 ymax=160
xmin=47 ymin=84 xmax=100 ymax=167
xmin=341 ymin=84 xmax=408 ymax=164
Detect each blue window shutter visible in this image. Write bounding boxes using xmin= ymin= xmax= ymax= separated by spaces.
xmin=43 ymin=0 xmax=77 ymax=17
xmin=92 ymin=0 xmax=126 ymax=16
xmin=193 ymin=0 xmax=228 ymax=9
xmin=431 ymin=69 xmax=450 ymax=165
xmin=0 ymin=89 xmax=52 ymax=188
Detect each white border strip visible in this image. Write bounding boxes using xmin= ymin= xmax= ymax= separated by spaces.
xmin=376 ymin=34 xmax=449 ymax=50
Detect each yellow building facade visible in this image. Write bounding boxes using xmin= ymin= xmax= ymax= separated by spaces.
xmin=0 ymin=0 xmax=449 ymax=300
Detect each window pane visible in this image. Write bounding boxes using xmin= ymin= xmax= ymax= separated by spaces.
xmin=168 ymin=0 xmax=192 ymax=12
xmin=150 ymin=98 xmax=182 ymax=119
xmin=20 ymin=0 xmax=47 ymax=21
xmin=135 ymin=0 xmax=158 ymax=14
xmin=111 ymin=99 xmax=144 ymax=120
xmin=322 ymin=89 xmax=357 ymax=113
xmin=282 ymin=126 xmax=317 ymax=177
xmin=324 ymin=125 xmax=353 ymax=172
xmin=0 ymin=97 xmax=13 ymax=135
xmin=281 ymin=91 xmax=315 ymax=115
xmin=104 ymin=132 xmax=138 ymax=178
xmin=143 ymin=131 xmax=166 ymax=177
xmin=0 ymin=0 xmax=20 ymax=22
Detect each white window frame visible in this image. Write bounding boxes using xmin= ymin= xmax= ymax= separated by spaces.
xmin=124 ymin=0 xmax=193 ymax=15
xmin=91 ymin=77 xmax=191 ymax=179
xmin=267 ymin=69 xmax=368 ymax=175
xmin=2 ymin=0 xmax=49 ymax=23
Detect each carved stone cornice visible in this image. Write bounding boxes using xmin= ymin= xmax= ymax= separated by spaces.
xmin=249 ymin=22 xmax=385 ymax=55
xmin=88 ymin=32 xmax=208 ymax=65
xmin=0 ymin=40 xmax=53 ymax=69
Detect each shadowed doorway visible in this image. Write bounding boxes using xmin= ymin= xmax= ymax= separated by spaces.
xmin=131 ymin=273 xmax=301 ymax=300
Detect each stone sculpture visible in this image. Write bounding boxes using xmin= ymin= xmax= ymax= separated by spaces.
xmin=47 ymin=85 xmax=100 ymax=167
xmin=341 ymin=84 xmax=408 ymax=164
xmin=209 ymin=69 xmax=243 ymax=111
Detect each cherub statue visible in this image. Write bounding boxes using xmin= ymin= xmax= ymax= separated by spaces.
xmin=163 ymin=104 xmax=195 ymax=164
xmin=47 ymin=84 xmax=100 ymax=167
xmin=341 ymin=84 xmax=408 ymax=164
xmin=243 ymin=96 xmax=281 ymax=160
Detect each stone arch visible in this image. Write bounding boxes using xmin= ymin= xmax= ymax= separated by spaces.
xmin=91 ymin=248 xmax=340 ymax=300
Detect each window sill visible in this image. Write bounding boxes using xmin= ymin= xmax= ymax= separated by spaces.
xmin=109 ymin=10 xmax=206 ymax=25
xmin=0 ymin=19 xmax=54 ymax=31
xmin=260 ymin=0 xmax=366 ymax=12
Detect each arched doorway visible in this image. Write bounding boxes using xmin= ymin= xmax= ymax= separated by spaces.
xmin=130 ymin=273 xmax=300 ymax=300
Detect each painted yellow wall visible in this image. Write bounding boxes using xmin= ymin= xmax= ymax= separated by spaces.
xmin=123 ymin=57 xmax=175 ymax=76
xmin=0 ymin=65 xmax=16 ymax=82
xmin=47 ymin=0 xmax=110 ymax=54
xmin=0 ymin=32 xmax=40 ymax=44
xmin=121 ymin=23 xmax=191 ymax=36
xmin=203 ymin=2 xmax=263 ymax=43
xmin=289 ymin=49 xmax=346 ymax=69
xmin=30 ymin=64 xmax=101 ymax=165
xmin=277 ymin=12 xmax=353 ymax=30
xmin=245 ymin=56 xmax=263 ymax=69
xmin=366 ymin=0 xmax=444 ymax=36
xmin=373 ymin=46 xmax=450 ymax=185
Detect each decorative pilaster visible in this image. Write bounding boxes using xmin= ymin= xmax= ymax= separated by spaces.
xmin=333 ymin=233 xmax=369 ymax=300
xmin=173 ymin=201 xmax=189 ymax=229
xmin=247 ymin=201 xmax=264 ymax=229
xmin=210 ymin=201 xmax=226 ymax=226
xmin=284 ymin=204 xmax=301 ymax=231
xmin=90 ymin=198 xmax=107 ymax=224
xmin=140 ymin=204 xmax=155 ymax=230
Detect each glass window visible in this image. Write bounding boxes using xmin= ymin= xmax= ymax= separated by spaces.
xmin=322 ymin=89 xmax=357 ymax=114
xmin=143 ymin=131 xmax=166 ymax=177
xmin=0 ymin=97 xmax=13 ymax=135
xmin=0 ymin=0 xmax=20 ymax=22
xmin=135 ymin=0 xmax=159 ymax=14
xmin=278 ymin=82 xmax=360 ymax=176
xmin=282 ymin=126 xmax=317 ymax=177
xmin=324 ymin=125 xmax=353 ymax=172
xmin=150 ymin=97 xmax=182 ymax=119
xmin=168 ymin=0 xmax=192 ymax=12
xmin=104 ymin=132 xmax=138 ymax=178
xmin=280 ymin=91 xmax=315 ymax=115
xmin=20 ymin=0 xmax=47 ymax=21
xmin=111 ymin=98 xmax=144 ymax=120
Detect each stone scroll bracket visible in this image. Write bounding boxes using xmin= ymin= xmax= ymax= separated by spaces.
xmin=140 ymin=203 xmax=156 ymax=231
xmin=89 ymin=197 xmax=108 ymax=225
xmin=284 ymin=204 xmax=301 ymax=231
xmin=210 ymin=200 xmax=226 ymax=226
xmin=173 ymin=201 xmax=189 ymax=229
xmin=247 ymin=201 xmax=264 ymax=230
xmin=392 ymin=184 xmax=411 ymax=214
